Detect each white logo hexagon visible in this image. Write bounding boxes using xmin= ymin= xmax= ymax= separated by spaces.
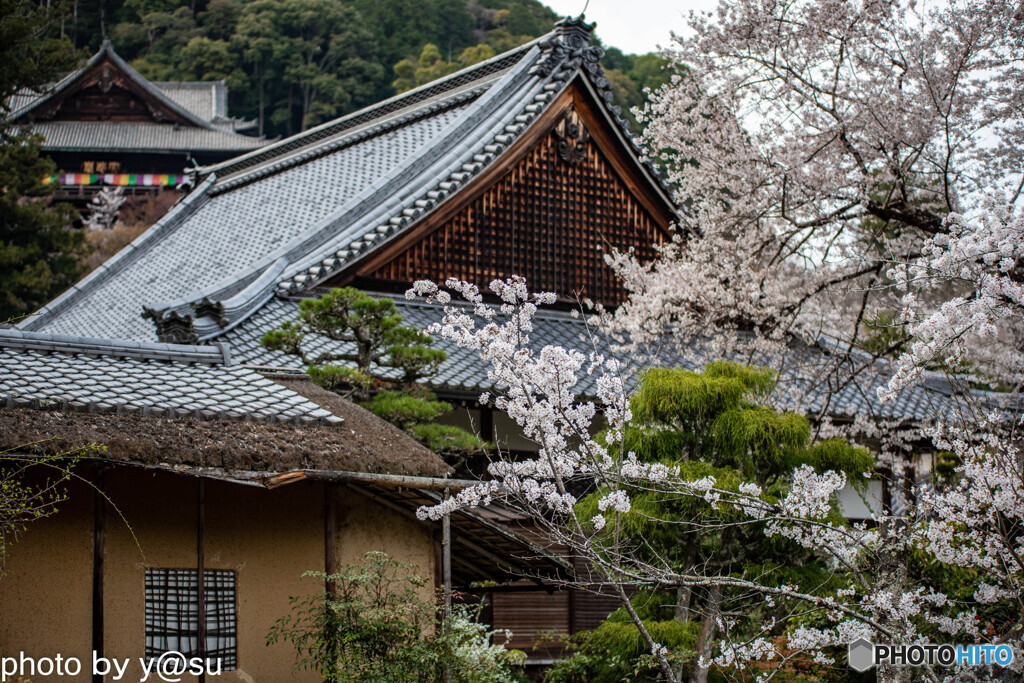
xmin=848 ymin=638 xmax=875 ymax=672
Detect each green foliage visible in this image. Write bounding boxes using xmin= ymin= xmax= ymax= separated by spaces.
xmin=350 ymin=0 xmax=475 ymax=68
xmin=0 ymin=132 xmax=88 ymax=320
xmin=711 ymin=406 xmax=808 ymax=477
xmin=362 ymin=390 xmax=489 ymax=462
xmin=546 ymin=596 xmax=701 ymax=683
xmin=0 ymin=0 xmax=88 ymax=320
xmin=0 ymin=0 xmax=80 ymax=107
xmin=364 ymin=389 xmax=453 ymax=426
xmin=262 ymin=287 xmax=444 ymax=385
xmin=87 ymin=0 xmax=654 ymax=139
xmin=630 ymin=364 xmax=774 ymax=430
xmin=410 ymin=423 xmax=489 ymax=457
xmin=1 ymin=442 xmax=106 ymax=577
xmin=393 ymin=42 xmax=496 ymax=93
xmin=263 ymin=288 xmax=487 ymax=465
xmin=305 ymin=364 xmax=371 ymax=395
xmin=574 ymin=362 xmax=875 ymax=680
xmin=268 ymin=551 xmax=434 ymax=681
xmin=800 ymin=439 xmax=875 ymax=480
xmin=268 ymin=552 xmax=527 ymax=682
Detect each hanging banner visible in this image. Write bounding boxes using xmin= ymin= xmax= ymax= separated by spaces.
xmin=44 ymin=174 xmax=184 ymax=187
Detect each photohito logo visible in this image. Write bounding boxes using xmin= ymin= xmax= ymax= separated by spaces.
xmin=848 ymin=638 xmax=1015 ymax=671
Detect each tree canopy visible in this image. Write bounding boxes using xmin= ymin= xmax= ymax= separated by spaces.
xmin=76 ymin=0 xmax=667 ymax=137
xmin=261 ymin=288 xmax=488 ymax=469
xmin=0 ymin=0 xmax=87 ymax=321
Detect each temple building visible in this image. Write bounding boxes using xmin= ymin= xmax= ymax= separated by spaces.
xmin=19 ymin=16 xmax=957 ymax=666
xmin=8 ymin=39 xmax=269 ymax=198
xmin=0 ymin=328 xmax=566 ymax=679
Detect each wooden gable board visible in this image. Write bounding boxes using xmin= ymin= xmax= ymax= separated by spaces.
xmin=15 ymin=45 xmax=209 ymax=128
xmin=326 ymin=78 xmax=676 ymax=305
xmin=33 ymin=54 xmax=194 ymax=125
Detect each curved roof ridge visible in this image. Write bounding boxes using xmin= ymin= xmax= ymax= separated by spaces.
xmin=0 ymin=327 xmax=232 ymax=365
xmin=11 ymin=39 xmax=215 ymax=130
xmin=281 ymin=64 xmax=559 ymax=294
xmin=143 ymin=49 xmax=545 ymax=342
xmin=207 ymin=84 xmax=487 ymax=196
xmin=199 ymin=36 xmax=547 ymax=181
xmin=20 ymin=174 xmax=218 ymax=332
xmin=280 ymin=19 xmax=679 ymax=296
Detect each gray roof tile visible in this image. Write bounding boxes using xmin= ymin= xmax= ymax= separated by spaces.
xmin=221 ymin=293 xmax=1010 ymax=425
xmin=0 ymin=329 xmax=341 ymax=425
xmin=31 ymin=121 xmax=268 ymax=154
xmin=31 ymin=103 xmax=471 ymax=341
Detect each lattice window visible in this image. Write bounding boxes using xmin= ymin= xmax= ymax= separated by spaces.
xmin=367 ymin=120 xmax=667 ymax=306
xmin=145 ymin=569 xmax=237 ymax=670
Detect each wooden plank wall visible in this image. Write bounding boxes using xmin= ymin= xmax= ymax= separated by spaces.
xmin=369 ymin=122 xmax=665 ymax=306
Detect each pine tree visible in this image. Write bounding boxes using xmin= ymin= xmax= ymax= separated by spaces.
xmin=567 ymin=363 xmax=874 ymax=682
xmin=262 ymin=288 xmax=488 ymax=468
xmin=0 ymin=0 xmax=86 ymax=321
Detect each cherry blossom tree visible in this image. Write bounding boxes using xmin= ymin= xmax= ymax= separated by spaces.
xmin=407 ymin=277 xmax=998 ymax=683
xmin=403 ymin=2 xmax=1024 ymax=679
xmin=600 ymin=1 xmax=1024 ymax=675
xmin=880 ymin=193 xmax=1023 ymax=678
xmin=611 ymin=0 xmax=1022 ymax=412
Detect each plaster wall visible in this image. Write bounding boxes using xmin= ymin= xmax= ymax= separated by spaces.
xmin=0 ymin=469 xmax=438 ymax=682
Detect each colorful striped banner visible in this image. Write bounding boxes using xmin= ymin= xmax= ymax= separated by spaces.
xmin=44 ymin=173 xmax=183 ymax=187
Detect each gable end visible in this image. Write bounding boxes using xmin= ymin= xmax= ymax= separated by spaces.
xmin=330 ymin=80 xmax=676 ymax=305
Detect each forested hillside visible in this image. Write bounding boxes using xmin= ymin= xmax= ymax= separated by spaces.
xmin=59 ymin=0 xmax=668 ymax=138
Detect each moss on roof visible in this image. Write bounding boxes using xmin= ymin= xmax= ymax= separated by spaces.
xmin=1 ymin=374 xmax=449 ymax=477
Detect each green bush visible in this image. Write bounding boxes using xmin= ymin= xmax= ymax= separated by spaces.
xmin=268 ymin=552 xmax=526 ymax=682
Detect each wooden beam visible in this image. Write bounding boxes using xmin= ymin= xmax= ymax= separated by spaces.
xmin=324 ymin=484 xmax=337 ymax=584
xmin=324 ymin=484 xmax=339 ymax=679
xmin=266 ymin=470 xmax=475 ymax=492
xmin=452 ymin=534 xmax=528 ymax=575
xmin=442 ymin=488 xmax=452 ymax=683
xmin=344 ymin=483 xmax=425 ymax=523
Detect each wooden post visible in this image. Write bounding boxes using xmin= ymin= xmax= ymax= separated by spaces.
xmin=196 ymin=478 xmax=206 ymax=683
xmin=325 ymin=484 xmax=337 ymax=588
xmin=442 ymin=488 xmax=452 ymax=683
xmin=92 ymin=469 xmax=105 ymax=683
xmin=324 ymin=484 xmax=338 ymax=682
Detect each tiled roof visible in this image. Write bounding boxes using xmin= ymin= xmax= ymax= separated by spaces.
xmin=0 ymin=328 xmax=338 ymax=424
xmin=6 ymin=89 xmax=38 ymax=115
xmin=19 ymin=18 xmax=971 ymax=427
xmin=7 ymin=43 xmax=266 ymax=156
xmin=154 ymin=81 xmax=228 ymax=121
xmin=9 ymin=40 xmax=215 ymax=130
xmin=219 ymin=293 xmax=982 ymax=425
xmin=23 ymin=17 xmax=667 ymax=346
xmin=30 ymin=121 xmax=269 ymax=154
xmin=29 ymin=101 xmax=469 ymax=341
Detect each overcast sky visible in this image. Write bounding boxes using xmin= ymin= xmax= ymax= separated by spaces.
xmin=541 ymin=0 xmax=721 ymax=55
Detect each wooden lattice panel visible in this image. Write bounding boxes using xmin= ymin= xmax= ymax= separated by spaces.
xmin=367 ymin=120 xmax=666 ymax=305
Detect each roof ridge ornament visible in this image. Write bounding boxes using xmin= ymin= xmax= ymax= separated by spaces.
xmin=554 ymin=15 xmax=596 ymax=50
xmin=535 ymin=16 xmax=604 ymax=79
xmin=142 ymin=307 xmax=199 ymax=345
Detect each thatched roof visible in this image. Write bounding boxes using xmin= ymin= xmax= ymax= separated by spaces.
xmin=0 ymin=329 xmax=448 ymax=476
xmin=1 ymin=368 xmax=448 ymax=475
xmin=0 ymin=396 xmax=449 ymax=477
